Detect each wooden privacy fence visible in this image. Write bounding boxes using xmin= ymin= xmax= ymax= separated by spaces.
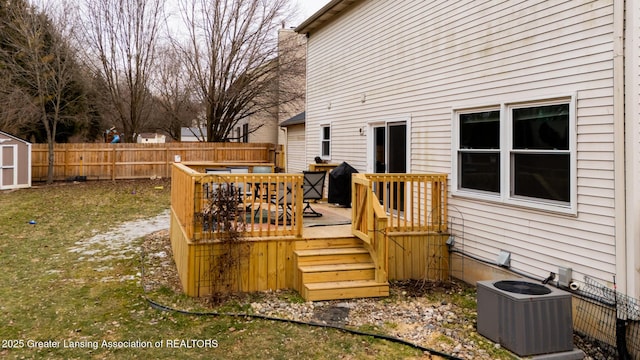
xmin=31 ymin=142 xmax=280 ymax=181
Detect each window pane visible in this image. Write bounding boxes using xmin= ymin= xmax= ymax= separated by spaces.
xmin=513 ymin=153 xmax=569 ymax=202
xmin=322 ymin=141 xmax=330 ymax=156
xmin=459 ymin=152 xmax=500 ymax=192
xmin=513 ymin=104 xmax=569 ymax=150
xmin=322 ymin=126 xmax=330 ymax=140
xmin=460 ymin=111 xmax=500 ymax=149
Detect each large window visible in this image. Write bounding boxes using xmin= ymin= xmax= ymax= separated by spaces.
xmin=454 ymin=98 xmax=574 ymax=210
xmin=320 ymin=124 xmax=331 ymax=159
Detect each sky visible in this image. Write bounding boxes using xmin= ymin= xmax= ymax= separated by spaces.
xmin=295 ymin=0 xmax=331 ymax=22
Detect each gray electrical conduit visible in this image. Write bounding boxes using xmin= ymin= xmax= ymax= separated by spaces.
xmin=140 ymin=251 xmax=462 ymax=360
xmin=448 ymin=247 xmax=619 ymax=306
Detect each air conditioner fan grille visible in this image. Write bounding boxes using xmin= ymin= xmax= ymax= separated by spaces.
xmin=494 ymin=280 xmax=552 ymax=295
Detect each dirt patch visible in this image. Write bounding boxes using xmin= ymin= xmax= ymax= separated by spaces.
xmin=140 ymin=229 xmax=183 ymax=294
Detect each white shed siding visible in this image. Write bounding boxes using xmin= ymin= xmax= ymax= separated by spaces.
xmin=306 ymin=0 xmax=618 ymax=284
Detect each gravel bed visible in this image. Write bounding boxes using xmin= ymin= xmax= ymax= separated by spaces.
xmin=140 ymin=229 xmax=614 ymax=360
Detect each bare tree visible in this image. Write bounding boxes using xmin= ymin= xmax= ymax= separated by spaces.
xmin=0 ymin=0 xmax=88 ymax=183
xmin=150 ymin=44 xmax=201 ymax=141
xmin=78 ymin=0 xmax=164 ymax=142
xmin=0 ymin=71 xmax=39 ymax=135
xmin=175 ymin=0 xmax=301 ymax=142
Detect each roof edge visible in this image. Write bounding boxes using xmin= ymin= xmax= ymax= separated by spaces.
xmin=0 ymin=130 xmax=31 ymax=144
xmin=294 ymin=0 xmax=358 ymax=35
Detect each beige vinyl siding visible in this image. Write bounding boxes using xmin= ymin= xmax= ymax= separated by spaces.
xmin=625 ymin=0 xmax=640 ymax=296
xmin=285 ymin=124 xmax=306 ymax=173
xmin=306 ymin=0 xmax=617 ymax=284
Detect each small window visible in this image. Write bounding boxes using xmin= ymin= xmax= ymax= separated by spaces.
xmin=458 ymin=110 xmax=500 ymax=193
xmin=320 ymin=124 xmax=331 ymax=159
xmin=242 ymin=124 xmax=249 ymax=143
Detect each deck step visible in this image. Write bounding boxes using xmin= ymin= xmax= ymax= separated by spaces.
xmin=294 ymin=247 xmax=371 ymax=265
xmin=303 ymin=280 xmax=390 ymax=301
xmin=294 ymin=237 xmax=363 ymax=250
xmin=299 ymin=262 xmax=376 ymax=284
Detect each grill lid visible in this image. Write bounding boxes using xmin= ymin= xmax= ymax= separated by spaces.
xmin=494 ymin=280 xmax=552 ymax=295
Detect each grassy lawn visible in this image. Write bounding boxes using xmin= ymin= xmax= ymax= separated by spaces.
xmin=0 ymin=180 xmax=427 ymax=359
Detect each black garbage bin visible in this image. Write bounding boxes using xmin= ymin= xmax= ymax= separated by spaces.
xmin=328 ymin=162 xmax=358 ymax=207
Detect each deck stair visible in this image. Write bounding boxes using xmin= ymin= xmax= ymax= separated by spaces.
xmin=293 ymin=236 xmax=389 ymax=301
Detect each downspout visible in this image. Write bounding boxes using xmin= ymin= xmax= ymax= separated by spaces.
xmin=280 ymin=127 xmax=288 ymax=172
xmin=613 ymin=0 xmax=627 ymax=294
xmin=624 ymin=0 xmax=640 ymax=298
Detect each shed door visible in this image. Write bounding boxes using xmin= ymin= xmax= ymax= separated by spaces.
xmin=1 ymin=145 xmax=17 ymax=189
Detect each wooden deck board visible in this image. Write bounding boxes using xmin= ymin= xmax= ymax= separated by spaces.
xmin=295 ymin=247 xmax=369 ymax=257
xmin=298 ymin=263 xmax=375 ymax=273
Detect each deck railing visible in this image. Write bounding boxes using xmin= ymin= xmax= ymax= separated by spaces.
xmin=172 ymin=163 xmax=447 ymax=243
xmin=352 ymin=174 xmax=389 ymax=282
xmin=171 ymin=163 xmax=304 ymax=241
xmin=351 ymin=173 xmax=448 ymax=283
xmin=364 ymin=173 xmax=448 ymax=233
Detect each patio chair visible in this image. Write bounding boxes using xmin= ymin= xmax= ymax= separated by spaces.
xmin=203 ymin=168 xmax=231 ymax=199
xmin=272 ymin=181 xmax=295 ymax=224
xmin=302 ymin=171 xmax=326 ymax=217
xmin=228 ymin=166 xmax=251 ymax=203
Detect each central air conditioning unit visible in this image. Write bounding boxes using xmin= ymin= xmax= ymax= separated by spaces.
xmin=477 ymin=279 xmax=574 ymax=357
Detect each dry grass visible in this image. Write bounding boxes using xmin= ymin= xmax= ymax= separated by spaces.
xmin=0 ymin=179 xmax=428 ymax=359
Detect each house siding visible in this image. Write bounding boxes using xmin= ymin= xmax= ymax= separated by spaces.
xmin=285 ymin=124 xmax=306 ymax=173
xmin=625 ymin=0 xmax=640 ymax=296
xmin=305 ymin=0 xmax=618 ymax=286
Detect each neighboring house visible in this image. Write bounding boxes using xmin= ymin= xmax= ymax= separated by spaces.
xmin=277 ymin=28 xmax=307 ymax=172
xmin=0 ymin=131 xmax=31 ymax=190
xmin=180 ymin=126 xmax=207 ymax=142
xmin=235 ymin=27 xmax=306 ymax=153
xmin=296 ymin=0 xmax=640 ymax=298
xmin=234 ymin=112 xmax=277 ymax=144
xmin=137 ymin=133 xmax=166 ymax=143
xmin=279 ymin=111 xmax=306 ymax=173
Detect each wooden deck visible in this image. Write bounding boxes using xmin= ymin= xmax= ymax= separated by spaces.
xmin=169 ymin=163 xmax=449 ymax=301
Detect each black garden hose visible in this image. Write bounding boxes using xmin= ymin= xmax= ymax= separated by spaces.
xmin=144 ymin=296 xmax=462 ymax=360
xmin=140 ymin=250 xmax=462 ymax=360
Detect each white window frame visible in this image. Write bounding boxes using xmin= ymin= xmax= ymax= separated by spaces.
xmin=320 ymin=123 xmax=331 ymax=160
xmin=452 ymin=95 xmax=577 ymax=214
xmin=365 ymin=117 xmax=412 ymax=174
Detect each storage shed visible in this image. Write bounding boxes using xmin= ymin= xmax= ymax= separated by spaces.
xmin=0 ymin=131 xmax=31 ymax=190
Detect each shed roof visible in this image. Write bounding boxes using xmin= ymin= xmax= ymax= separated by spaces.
xmin=295 ymin=0 xmax=360 ymax=36
xmin=279 ymin=111 xmax=305 ymax=127
xmin=0 ymin=130 xmax=30 ymax=144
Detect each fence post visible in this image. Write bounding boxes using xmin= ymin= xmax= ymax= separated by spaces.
xmin=165 ymin=147 xmax=170 ymax=178
xmin=111 ymin=147 xmax=116 ymax=181
xmin=431 ymin=179 xmax=440 ymax=231
xmin=64 ymin=147 xmax=68 ymax=180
